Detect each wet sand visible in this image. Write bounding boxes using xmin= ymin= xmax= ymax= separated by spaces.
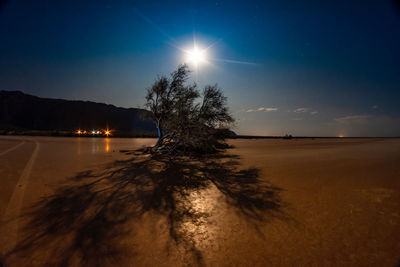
xmin=0 ymin=136 xmax=399 ymax=266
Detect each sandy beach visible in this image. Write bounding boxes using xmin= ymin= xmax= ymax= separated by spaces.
xmin=0 ymin=136 xmax=399 ymax=266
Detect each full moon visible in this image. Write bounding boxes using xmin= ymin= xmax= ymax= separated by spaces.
xmin=185 ymin=46 xmax=207 ymax=65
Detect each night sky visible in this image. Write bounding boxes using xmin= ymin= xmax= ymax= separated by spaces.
xmin=1 ymin=0 xmax=400 ymax=136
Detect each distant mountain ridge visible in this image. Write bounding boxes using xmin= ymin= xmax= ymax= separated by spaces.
xmin=0 ymin=90 xmax=157 ymax=135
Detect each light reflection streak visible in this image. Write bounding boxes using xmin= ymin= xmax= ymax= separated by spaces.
xmin=105 ymin=138 xmax=110 ymax=152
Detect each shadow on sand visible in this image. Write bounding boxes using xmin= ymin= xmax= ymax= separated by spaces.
xmin=8 ymin=149 xmax=285 ymax=266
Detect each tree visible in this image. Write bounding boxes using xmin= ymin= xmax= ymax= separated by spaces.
xmin=145 ymin=64 xmax=234 ymax=154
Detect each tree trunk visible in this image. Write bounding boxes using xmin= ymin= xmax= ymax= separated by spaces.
xmin=156 ymin=124 xmax=163 ymax=146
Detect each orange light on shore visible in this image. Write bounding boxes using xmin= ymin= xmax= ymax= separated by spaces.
xmin=75 ymin=129 xmax=111 ymax=135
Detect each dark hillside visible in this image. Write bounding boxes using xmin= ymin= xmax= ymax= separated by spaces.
xmin=0 ymin=91 xmax=156 ymax=135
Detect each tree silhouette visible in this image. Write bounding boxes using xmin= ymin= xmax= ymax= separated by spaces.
xmin=145 ymin=65 xmax=234 ymax=154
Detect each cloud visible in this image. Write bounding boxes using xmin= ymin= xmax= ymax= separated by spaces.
xmin=372 ymin=105 xmax=378 ymax=109
xmin=247 ymin=107 xmax=278 ymax=112
xmin=335 ymin=115 xmax=370 ymax=124
xmin=293 ymin=107 xmax=309 ymax=113
xmin=293 ymin=107 xmax=318 ymax=115
xmin=293 ymin=118 xmax=303 ymax=121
